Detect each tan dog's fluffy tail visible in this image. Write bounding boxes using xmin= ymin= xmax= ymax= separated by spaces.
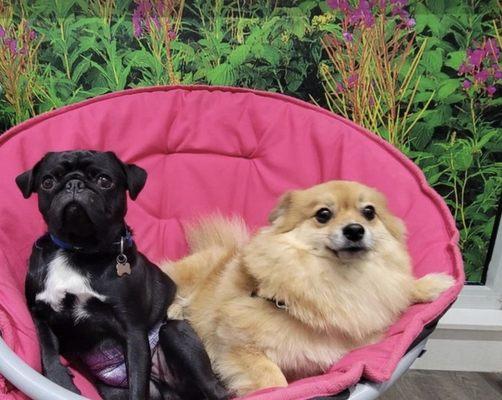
xmin=161 ymin=215 xmax=249 ymax=293
xmin=186 ymin=214 xmax=250 ymax=254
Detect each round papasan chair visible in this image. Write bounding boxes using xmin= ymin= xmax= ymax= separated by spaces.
xmin=0 ymin=86 xmax=463 ymax=400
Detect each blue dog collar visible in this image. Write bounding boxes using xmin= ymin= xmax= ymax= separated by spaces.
xmin=49 ymin=229 xmax=133 ymax=252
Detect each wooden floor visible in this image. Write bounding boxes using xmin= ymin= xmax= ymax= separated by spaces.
xmin=380 ymin=370 xmax=502 ymax=400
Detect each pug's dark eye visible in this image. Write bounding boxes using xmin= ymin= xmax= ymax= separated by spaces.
xmin=97 ymin=175 xmax=113 ymax=189
xmin=362 ymin=205 xmax=376 ymax=220
xmin=315 ymin=208 xmax=332 ymax=224
xmin=41 ymin=176 xmax=55 ymax=190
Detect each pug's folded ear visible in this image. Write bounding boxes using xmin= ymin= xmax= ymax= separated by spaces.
xmin=15 ymin=159 xmax=44 ymax=198
xmin=106 ymin=152 xmax=147 ymax=200
xmin=124 ymin=163 xmax=147 ymax=200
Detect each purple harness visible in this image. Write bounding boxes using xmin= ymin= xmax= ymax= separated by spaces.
xmin=81 ymin=322 xmax=162 ymax=387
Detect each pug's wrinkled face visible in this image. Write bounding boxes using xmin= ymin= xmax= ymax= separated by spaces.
xmin=16 ymin=150 xmax=146 ymax=244
xmin=268 ymin=181 xmax=405 ymax=262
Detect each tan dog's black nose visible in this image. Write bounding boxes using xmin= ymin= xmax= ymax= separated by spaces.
xmin=343 ymin=223 xmax=365 ymax=241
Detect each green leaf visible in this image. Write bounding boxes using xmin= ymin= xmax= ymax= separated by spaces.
xmin=413 ymin=91 xmax=435 ymax=103
xmin=413 ymin=4 xmax=430 ymax=34
xmin=72 ymin=59 xmax=90 ymax=82
xmin=228 ymin=45 xmax=250 ymax=66
xmin=290 ymin=20 xmax=306 ymax=39
xmin=299 ymin=0 xmax=318 ymax=12
xmin=207 ymin=63 xmax=236 ymax=86
xmin=427 ymin=14 xmax=443 ymax=37
xmin=411 ymin=122 xmax=434 ymax=150
xmin=258 ymin=45 xmax=281 ymax=66
xmin=445 ymin=51 xmax=466 ymax=70
xmin=80 ymin=87 xmax=109 ymax=97
xmin=286 ymin=70 xmax=304 ymax=92
xmin=417 ymin=77 xmax=436 ymax=91
xmin=476 ymin=130 xmax=499 ymax=149
xmin=426 ymin=0 xmax=445 ymax=14
xmin=437 ymin=79 xmax=459 ymax=100
xmin=452 ymin=144 xmax=473 ymax=171
xmin=422 ymin=49 xmax=443 ymax=73
xmin=425 ymin=105 xmax=452 ymax=127
xmin=442 ymin=93 xmax=465 ymax=104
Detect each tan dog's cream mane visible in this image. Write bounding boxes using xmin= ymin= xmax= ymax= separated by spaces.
xmin=242 ymin=225 xmax=410 ymax=342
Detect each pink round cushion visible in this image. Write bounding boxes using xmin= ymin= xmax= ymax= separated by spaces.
xmin=0 ymin=86 xmax=463 ymax=400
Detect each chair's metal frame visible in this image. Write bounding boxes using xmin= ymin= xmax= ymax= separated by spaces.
xmin=0 ymin=336 xmax=428 ymax=400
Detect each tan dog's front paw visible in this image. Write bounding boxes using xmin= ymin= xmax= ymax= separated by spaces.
xmin=219 ymin=348 xmax=288 ymax=396
xmin=412 ymin=273 xmax=455 ymax=303
xmin=236 ymin=371 xmax=288 ymax=396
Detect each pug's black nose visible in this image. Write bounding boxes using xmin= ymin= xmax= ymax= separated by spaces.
xmin=65 ymin=179 xmax=85 ymax=193
xmin=343 ymin=223 xmax=365 ymax=241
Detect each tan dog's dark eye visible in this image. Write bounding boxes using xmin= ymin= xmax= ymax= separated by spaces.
xmin=315 ymin=208 xmax=332 ymax=224
xmin=97 ymin=175 xmax=113 ymax=189
xmin=41 ymin=176 xmax=55 ymax=190
xmin=362 ymin=205 xmax=375 ymax=220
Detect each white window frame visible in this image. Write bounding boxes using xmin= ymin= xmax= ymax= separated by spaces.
xmin=414 ymin=216 xmax=502 ymax=372
xmin=441 ymin=218 xmax=502 ymax=328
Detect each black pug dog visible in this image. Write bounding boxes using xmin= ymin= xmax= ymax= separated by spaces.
xmin=16 ymin=150 xmax=228 ymax=400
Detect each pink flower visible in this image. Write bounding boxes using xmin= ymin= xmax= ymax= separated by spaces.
xmin=494 ymin=70 xmax=502 ymax=80
xmin=474 ymin=69 xmax=489 ymax=82
xmin=390 ymin=0 xmax=408 ymax=5
xmin=405 ymin=17 xmax=416 ymax=28
xmin=151 ymin=15 xmax=160 ymax=30
xmin=391 ymin=6 xmax=409 ymax=18
xmin=0 ymin=26 xmax=5 ymax=38
xmin=132 ymin=9 xmax=143 ymax=37
xmin=484 ymin=38 xmax=500 ymax=62
xmin=336 ymin=82 xmax=345 ymax=93
xmin=486 ymin=85 xmax=496 ymax=96
xmin=342 ymin=31 xmax=353 ymax=42
xmin=5 ymin=38 xmax=17 ymax=55
xmin=349 ymin=1 xmax=375 ymax=27
xmin=167 ymin=29 xmax=176 ymax=40
xmin=462 ymin=80 xmax=471 ymax=89
xmin=28 ymin=30 xmax=37 ymax=41
xmin=467 ymin=48 xmax=485 ymax=67
xmin=348 ymin=73 xmax=358 ymax=87
xmin=458 ymin=63 xmax=468 ymax=75
xmin=327 ymin=0 xmax=350 ymax=11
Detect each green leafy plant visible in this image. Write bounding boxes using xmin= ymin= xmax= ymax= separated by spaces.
xmin=320 ymin=0 xmax=433 ymax=149
xmin=408 ymin=0 xmax=501 ymax=282
xmin=0 ymin=0 xmax=500 ymax=282
xmin=0 ymin=1 xmax=41 ymax=126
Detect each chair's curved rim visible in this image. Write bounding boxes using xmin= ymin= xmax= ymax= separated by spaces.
xmin=0 ymin=335 xmax=428 ymax=400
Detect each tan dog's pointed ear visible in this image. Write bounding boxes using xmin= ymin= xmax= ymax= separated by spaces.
xmin=268 ymin=191 xmax=300 ymax=233
xmin=380 ymin=212 xmax=406 ymax=243
xmin=374 ymin=192 xmax=406 ymax=243
xmin=268 ymin=192 xmax=292 ymax=224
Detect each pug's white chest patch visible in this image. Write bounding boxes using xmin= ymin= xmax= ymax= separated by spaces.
xmin=36 ymin=250 xmax=107 ymax=321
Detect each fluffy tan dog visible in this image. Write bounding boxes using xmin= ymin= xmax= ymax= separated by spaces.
xmin=161 ymin=181 xmax=454 ymax=396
